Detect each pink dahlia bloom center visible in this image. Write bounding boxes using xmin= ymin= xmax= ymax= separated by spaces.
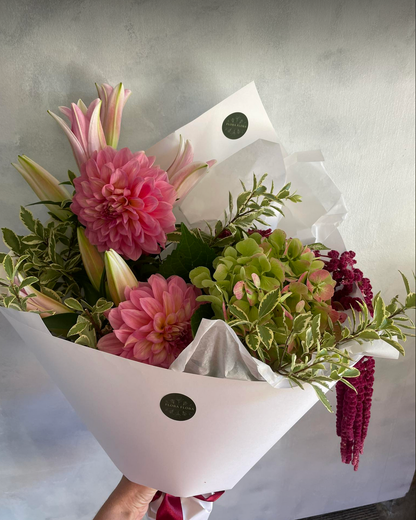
xmin=97 ymin=274 xmax=202 ymax=368
xmin=71 ymin=147 xmax=177 ymax=261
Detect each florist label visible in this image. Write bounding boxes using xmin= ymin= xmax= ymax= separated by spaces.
xmin=222 ymin=112 xmax=249 ymax=139
xmin=160 ymin=393 xmax=197 ymax=421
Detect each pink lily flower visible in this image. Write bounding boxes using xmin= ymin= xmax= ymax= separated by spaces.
xmin=11 ymin=155 xmax=71 ymax=220
xmin=166 ymin=135 xmax=216 ymax=203
xmin=96 ymin=82 xmax=131 ymax=148
xmin=48 ymin=99 xmax=106 ymax=171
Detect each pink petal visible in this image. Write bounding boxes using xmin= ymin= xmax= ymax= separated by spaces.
xmin=97 ymin=332 xmax=124 ymax=355
xmin=148 ymin=274 xmax=168 ymax=302
xmin=140 ymin=297 xmax=164 ymax=318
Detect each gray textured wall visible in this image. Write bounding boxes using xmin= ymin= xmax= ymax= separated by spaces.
xmin=0 ymin=1 xmax=414 ymax=519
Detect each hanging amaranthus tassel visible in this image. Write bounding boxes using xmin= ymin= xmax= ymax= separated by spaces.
xmin=336 ymin=356 xmax=376 ymax=470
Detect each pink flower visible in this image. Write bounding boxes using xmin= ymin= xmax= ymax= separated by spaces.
xmin=96 ymin=82 xmax=131 ymax=149
xmin=71 ymin=147 xmax=177 ymax=261
xmin=166 ymin=135 xmax=216 ymax=203
xmin=97 ymin=274 xmax=201 ymax=368
xmin=49 ymin=99 xmax=106 ymax=171
xmin=307 ymin=269 xmax=336 ymax=302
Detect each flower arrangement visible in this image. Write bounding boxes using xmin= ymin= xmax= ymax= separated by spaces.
xmin=1 ymin=82 xmax=414 ymax=518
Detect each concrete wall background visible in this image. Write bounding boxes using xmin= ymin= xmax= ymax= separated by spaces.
xmin=0 ymin=1 xmax=414 ymax=519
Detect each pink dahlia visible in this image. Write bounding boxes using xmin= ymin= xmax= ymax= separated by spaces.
xmin=71 ymin=147 xmax=177 ymax=261
xmin=97 ymin=274 xmax=201 ymax=368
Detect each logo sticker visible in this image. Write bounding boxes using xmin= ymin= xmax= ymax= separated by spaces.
xmin=160 ymin=393 xmax=197 ymax=421
xmin=222 ymin=112 xmax=249 ymax=140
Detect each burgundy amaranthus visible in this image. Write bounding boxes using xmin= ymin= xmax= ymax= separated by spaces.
xmin=314 ymin=249 xmax=374 ymax=315
xmin=336 ymin=356 xmax=376 ymax=471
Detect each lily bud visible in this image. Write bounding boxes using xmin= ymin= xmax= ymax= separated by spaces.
xmin=11 ymin=155 xmax=71 ymax=220
xmin=96 ymin=82 xmax=131 ymax=148
xmin=104 ymin=249 xmax=139 ymax=305
xmin=19 ymin=282 xmax=71 ymax=318
xmin=77 ymin=227 xmax=104 ymax=291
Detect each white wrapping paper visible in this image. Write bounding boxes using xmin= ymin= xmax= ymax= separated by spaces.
xmin=0 ymin=310 xmax=398 ymax=493
xmin=148 ymin=82 xmax=348 ymax=245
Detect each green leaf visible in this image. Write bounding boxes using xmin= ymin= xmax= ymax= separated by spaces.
xmin=342 ymin=367 xmax=361 ymax=378
xmin=191 ymin=304 xmax=215 ymax=337
xmin=35 ymin=220 xmax=44 ymax=238
xmin=306 ymin=242 xmax=330 ymax=251
xmin=246 ymin=333 xmax=261 ymax=351
xmin=42 ymin=313 xmax=78 ymax=337
xmin=21 ymin=235 xmax=44 ymax=245
xmin=373 ymin=294 xmax=386 ymax=328
xmin=2 ymin=228 xmax=21 ymax=253
xmin=19 ymin=206 xmax=36 ymax=233
xmin=405 ymin=293 xmax=415 ymax=309
xmin=287 ymin=375 xmax=305 ymax=389
xmin=68 ymin=170 xmax=77 ymax=184
xmin=293 ymin=313 xmax=312 ymax=335
xmin=228 ymin=304 xmax=249 ymax=321
xmin=75 ymin=334 xmax=93 ymax=347
xmin=258 ymin=288 xmax=281 ymax=320
xmin=3 ymin=255 xmax=13 ymax=279
xmin=39 ymin=270 xmax=61 ymax=284
xmin=357 ymin=330 xmax=380 ymax=340
xmin=399 ymin=271 xmax=410 ymax=294
xmin=3 ymin=295 xmax=16 ymax=308
xmin=41 ymin=287 xmax=62 ymax=302
xmin=257 ymin=324 xmax=274 ymax=349
xmin=386 ymin=301 xmax=398 ymax=315
xmin=380 ymin=336 xmax=405 ymax=356
xmin=159 ymin=224 xmax=217 ymax=281
xmin=68 ymin=321 xmax=88 ymax=337
xmin=64 ymin=298 xmax=83 ymax=312
xmin=236 ymin=191 xmax=251 ymax=211
xmin=312 ymin=385 xmax=333 ymax=413
xmin=196 ymin=295 xmax=223 ymax=306
xmin=339 ymin=378 xmax=358 ymax=392
xmin=19 ymin=276 xmax=38 ymax=289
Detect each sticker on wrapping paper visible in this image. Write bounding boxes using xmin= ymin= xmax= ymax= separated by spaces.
xmin=222 ymin=112 xmax=249 ymax=139
xmin=160 ymin=393 xmax=197 ymax=421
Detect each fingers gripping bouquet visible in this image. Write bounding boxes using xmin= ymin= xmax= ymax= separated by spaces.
xmin=1 ymin=83 xmax=415 ymax=520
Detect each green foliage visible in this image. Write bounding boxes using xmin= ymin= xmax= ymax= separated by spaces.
xmin=57 ymin=297 xmax=114 ymax=348
xmin=1 ymin=206 xmax=83 ymax=302
xmin=202 ymin=175 xmax=301 ymax=249
xmin=186 ymin=178 xmax=414 ymax=400
xmin=159 ymin=224 xmax=217 ymax=281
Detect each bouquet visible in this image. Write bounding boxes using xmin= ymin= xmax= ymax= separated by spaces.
xmin=1 ymin=82 xmax=414 ymax=520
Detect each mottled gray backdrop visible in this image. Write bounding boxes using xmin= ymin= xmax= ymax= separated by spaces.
xmin=0 ymin=1 xmax=414 ymax=519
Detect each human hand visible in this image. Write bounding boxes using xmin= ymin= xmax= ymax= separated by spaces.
xmin=94 ymin=476 xmax=157 ymax=520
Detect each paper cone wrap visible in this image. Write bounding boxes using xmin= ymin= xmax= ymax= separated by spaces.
xmin=0 ymin=308 xmax=397 ymax=499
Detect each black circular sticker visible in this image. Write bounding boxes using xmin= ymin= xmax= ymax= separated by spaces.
xmin=160 ymin=393 xmax=197 ymax=421
xmin=222 ymin=112 xmax=249 ymax=140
